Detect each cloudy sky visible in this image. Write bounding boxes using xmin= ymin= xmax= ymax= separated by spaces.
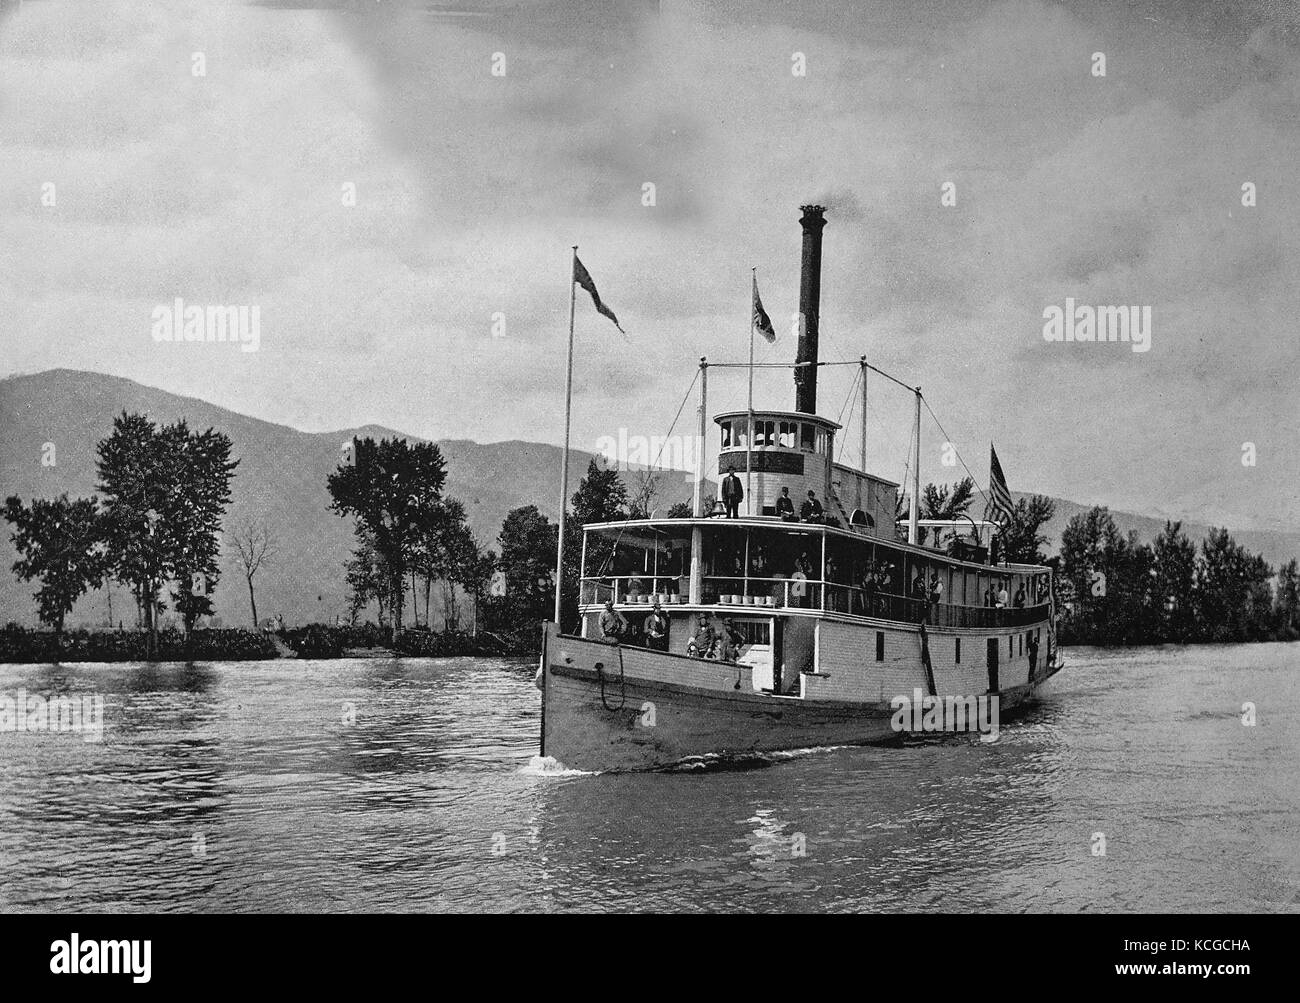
xmin=2 ymin=0 xmax=1297 ymax=529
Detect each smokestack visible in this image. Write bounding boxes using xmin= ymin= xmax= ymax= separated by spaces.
xmin=794 ymin=204 xmax=826 ymax=415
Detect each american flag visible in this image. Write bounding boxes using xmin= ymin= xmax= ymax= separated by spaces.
xmin=986 ymin=444 xmax=1015 ymax=526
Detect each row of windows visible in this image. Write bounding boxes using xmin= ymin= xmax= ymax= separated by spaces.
xmin=719 ymin=419 xmax=827 ymax=454
xmin=874 ymin=628 xmax=1043 ymax=663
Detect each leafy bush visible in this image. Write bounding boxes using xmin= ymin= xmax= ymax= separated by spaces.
xmin=0 ymin=625 xmax=279 ymax=662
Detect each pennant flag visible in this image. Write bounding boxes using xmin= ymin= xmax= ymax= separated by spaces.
xmin=752 ymin=273 xmax=776 ymax=343
xmin=986 ymin=444 xmax=1015 ymax=527
xmin=573 ymin=255 xmax=624 ymax=334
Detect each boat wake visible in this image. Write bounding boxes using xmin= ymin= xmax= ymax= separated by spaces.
xmin=666 ymin=744 xmax=852 ymax=773
xmin=519 ymin=754 xmax=598 ymax=777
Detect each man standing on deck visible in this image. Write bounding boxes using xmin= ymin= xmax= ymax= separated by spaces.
xmin=721 ymin=471 xmax=743 ymax=518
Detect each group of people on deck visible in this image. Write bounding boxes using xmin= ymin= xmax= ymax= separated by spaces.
xmin=719 ymin=473 xmax=825 ymax=524
xmin=598 ymin=600 xmax=745 ymax=662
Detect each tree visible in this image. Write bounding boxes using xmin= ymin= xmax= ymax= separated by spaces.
xmin=921 ymin=476 xmax=975 ymax=520
xmin=666 ymin=500 xmax=693 ymax=519
xmin=556 ymin=459 xmax=630 ymax=631
xmin=1275 ymin=559 xmax=1300 ymax=641
xmin=163 ymin=422 xmax=237 ymax=636
xmin=3 ymin=494 xmax=107 ymax=634
xmin=1000 ymin=495 xmax=1056 ymax=565
xmin=96 ymin=413 xmax=237 ymax=651
xmin=344 ymin=528 xmax=389 ymax=626
xmin=1196 ymin=524 xmax=1268 ymax=641
xmin=327 ymin=436 xmax=448 ymax=640
xmin=496 ymin=505 xmax=557 ymax=625
xmin=1152 ymin=521 xmax=1197 ymax=642
xmin=229 ymin=519 xmax=275 ymax=628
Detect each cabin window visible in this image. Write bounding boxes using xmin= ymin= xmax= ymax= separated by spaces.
xmin=955 ymin=637 xmax=961 ymax=663
xmin=875 ymin=631 xmax=884 ymax=661
xmin=732 ymin=621 xmax=772 ymax=646
xmin=778 ymin=421 xmax=797 ymax=448
xmin=720 ymin=421 xmax=732 ymax=449
xmin=1018 ymin=635 xmax=1023 ymax=656
xmin=1009 ymin=636 xmax=1014 ymax=658
xmin=800 ymin=423 xmax=816 ymax=452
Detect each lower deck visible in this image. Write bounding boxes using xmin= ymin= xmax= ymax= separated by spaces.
xmin=579 ymin=604 xmax=1051 ymax=704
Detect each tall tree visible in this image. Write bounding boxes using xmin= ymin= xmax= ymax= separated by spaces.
xmin=229 ymin=518 xmax=276 ymax=628
xmin=3 ymin=494 xmax=107 ymax=634
xmin=96 ymin=413 xmax=237 ymax=651
xmin=1275 ymin=559 xmax=1300 ymax=640
xmin=327 ymin=436 xmax=447 ymax=639
xmin=1000 ymin=495 xmax=1056 ymax=565
xmin=496 ymin=504 xmax=557 ymax=625
xmin=558 ymin=459 xmax=629 ymax=631
xmin=1152 ymin=521 xmax=1197 ymax=642
xmin=163 ymin=422 xmax=237 ymax=637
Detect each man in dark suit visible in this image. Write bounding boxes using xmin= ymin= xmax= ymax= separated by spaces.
xmin=800 ymin=490 xmax=824 ymax=523
xmin=721 ymin=471 xmax=743 ymax=518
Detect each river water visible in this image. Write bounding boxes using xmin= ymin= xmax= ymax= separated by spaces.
xmin=0 ymin=644 xmax=1296 ymax=913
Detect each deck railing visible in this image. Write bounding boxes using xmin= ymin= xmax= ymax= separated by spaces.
xmin=580 ymin=575 xmax=1050 ymax=628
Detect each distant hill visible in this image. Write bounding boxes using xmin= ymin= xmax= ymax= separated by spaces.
xmin=0 ymin=370 xmax=694 ymax=628
xmin=1 ymin=369 xmax=1296 ymax=627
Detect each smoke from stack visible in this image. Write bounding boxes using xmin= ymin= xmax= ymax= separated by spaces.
xmin=794 ymin=204 xmax=826 ymax=415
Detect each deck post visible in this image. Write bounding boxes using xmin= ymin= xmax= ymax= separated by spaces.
xmin=908 ymin=387 xmax=921 ymax=545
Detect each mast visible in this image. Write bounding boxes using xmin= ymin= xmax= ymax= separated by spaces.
xmin=908 ymin=386 xmax=921 ymax=545
xmin=689 ymin=357 xmax=707 ymax=606
xmin=746 ymin=270 xmax=755 ymax=515
xmin=552 ymin=246 xmax=579 ymax=625
xmin=692 ymin=357 xmax=708 ymax=517
xmin=859 ymin=355 xmax=868 ymax=473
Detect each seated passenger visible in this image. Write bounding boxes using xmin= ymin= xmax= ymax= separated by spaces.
xmin=687 ymin=614 xmax=716 ymax=659
xmin=598 ymin=600 xmax=629 ymax=644
xmin=775 ymin=487 xmax=797 ymax=521
xmin=719 ymin=618 xmax=745 ymax=662
xmin=800 ymin=490 xmax=825 ymax=523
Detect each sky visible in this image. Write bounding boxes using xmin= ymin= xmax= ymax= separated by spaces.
xmin=1 ymin=0 xmax=1297 ymax=530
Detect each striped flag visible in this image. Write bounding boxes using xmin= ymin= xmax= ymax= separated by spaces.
xmin=573 ymin=255 xmax=624 ymax=334
xmin=752 ymin=273 xmax=776 ymax=343
xmin=986 ymin=444 xmax=1015 ymax=526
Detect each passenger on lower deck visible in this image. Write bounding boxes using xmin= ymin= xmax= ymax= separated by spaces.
xmin=687 ymin=614 xmax=716 ymax=659
xmin=644 ymin=598 xmax=669 ymax=651
xmin=599 ymin=601 xmax=629 ymax=644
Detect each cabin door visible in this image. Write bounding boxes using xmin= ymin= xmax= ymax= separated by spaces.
xmin=986 ymin=638 xmax=999 ymax=694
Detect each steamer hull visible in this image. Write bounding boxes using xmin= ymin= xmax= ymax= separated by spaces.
xmin=540 ymin=623 xmax=1059 ymax=772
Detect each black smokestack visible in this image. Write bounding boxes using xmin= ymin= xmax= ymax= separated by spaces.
xmin=794 ymin=204 xmax=826 ymax=415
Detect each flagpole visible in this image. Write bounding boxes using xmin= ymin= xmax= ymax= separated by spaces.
xmin=553 ymin=246 xmax=578 ymax=626
xmin=746 ymin=268 xmax=756 ymax=516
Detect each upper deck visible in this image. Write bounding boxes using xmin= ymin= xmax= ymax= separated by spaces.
xmin=578 ymin=515 xmax=1052 ymax=631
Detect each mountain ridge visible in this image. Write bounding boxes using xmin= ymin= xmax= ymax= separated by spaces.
xmin=2 ymin=369 xmax=1296 ymax=627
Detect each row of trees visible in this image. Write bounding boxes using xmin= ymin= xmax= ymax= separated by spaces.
xmin=3 ymin=412 xmax=237 ymax=653
xmin=1057 ymin=509 xmax=1298 ymax=645
xmin=327 ymin=437 xmax=494 ymax=637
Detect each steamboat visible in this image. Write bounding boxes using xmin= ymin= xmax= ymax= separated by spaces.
xmin=539 ymin=205 xmax=1062 ymax=772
